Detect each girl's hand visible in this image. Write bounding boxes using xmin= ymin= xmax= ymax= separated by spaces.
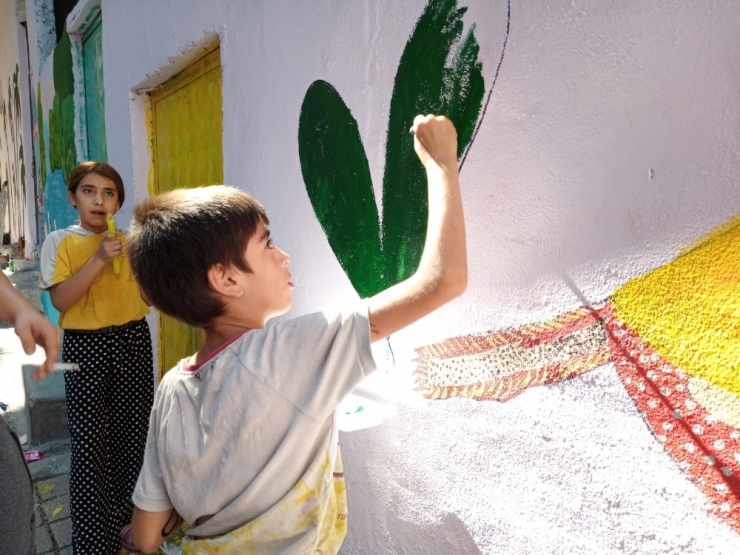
xmin=95 ymin=232 xmax=123 ymax=263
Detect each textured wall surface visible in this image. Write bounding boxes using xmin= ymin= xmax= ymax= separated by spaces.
xmin=24 ymin=0 xmax=740 ymax=553
xmin=0 ymin=2 xmax=34 ymax=247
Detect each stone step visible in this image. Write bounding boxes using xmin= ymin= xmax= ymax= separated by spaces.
xmin=26 ymin=438 xmax=71 ymax=481
xmin=22 ymin=363 xmax=69 ymax=447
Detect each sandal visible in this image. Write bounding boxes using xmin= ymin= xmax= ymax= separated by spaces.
xmin=120 ymin=524 xmax=143 ymax=553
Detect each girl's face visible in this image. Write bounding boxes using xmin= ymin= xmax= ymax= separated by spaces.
xmin=68 ymin=173 xmax=121 ymax=233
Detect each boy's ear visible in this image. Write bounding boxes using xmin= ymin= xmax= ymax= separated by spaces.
xmin=206 ymin=263 xmax=243 ymax=298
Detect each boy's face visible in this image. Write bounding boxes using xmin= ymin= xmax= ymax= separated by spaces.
xmin=237 ymin=221 xmax=294 ymax=324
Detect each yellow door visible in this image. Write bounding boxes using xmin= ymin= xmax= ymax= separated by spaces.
xmin=152 ymin=47 xmax=223 ymax=376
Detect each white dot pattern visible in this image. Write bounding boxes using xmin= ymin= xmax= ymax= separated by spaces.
xmin=62 ymin=318 xmax=154 ymax=555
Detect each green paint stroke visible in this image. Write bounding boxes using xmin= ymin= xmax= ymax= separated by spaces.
xmin=36 ymin=82 xmax=47 ymax=189
xmin=298 ymin=81 xmax=384 ymax=299
xmin=48 ymin=30 xmax=77 ymax=183
xmin=298 ymin=0 xmax=484 ymax=297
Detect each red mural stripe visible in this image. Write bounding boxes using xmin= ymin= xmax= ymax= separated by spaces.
xmin=607 ymin=314 xmax=740 ymax=534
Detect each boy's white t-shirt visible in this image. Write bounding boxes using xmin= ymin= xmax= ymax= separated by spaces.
xmin=133 ymin=305 xmax=376 ymax=550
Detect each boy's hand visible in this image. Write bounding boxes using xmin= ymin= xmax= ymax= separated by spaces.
xmin=139 ymin=284 xmax=152 ymax=307
xmin=411 ymin=115 xmax=458 ymax=171
xmin=368 ymin=114 xmax=466 ymax=342
xmin=0 ymin=271 xmax=61 ymax=380
xmin=95 ymin=233 xmax=123 ymax=263
xmin=14 ymin=309 xmax=61 ymax=380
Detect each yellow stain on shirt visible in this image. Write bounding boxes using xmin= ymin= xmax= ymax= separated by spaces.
xmin=611 ymin=217 xmax=740 ymax=395
xmin=182 ymin=448 xmax=347 ymax=554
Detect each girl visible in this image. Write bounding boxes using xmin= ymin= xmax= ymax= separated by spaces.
xmin=39 ymin=161 xmax=154 ymax=555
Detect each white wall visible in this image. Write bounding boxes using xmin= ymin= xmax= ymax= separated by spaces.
xmin=0 ymin=1 xmax=35 ymax=249
xmin=101 ymin=0 xmax=740 ymax=553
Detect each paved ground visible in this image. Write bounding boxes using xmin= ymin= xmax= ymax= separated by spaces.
xmin=1 ymin=322 xmax=74 ymax=554
xmin=1 ymin=268 xmax=184 ymax=554
xmin=1 ymin=271 xmax=116 ymax=553
xmin=1 ymin=296 xmax=75 ymax=554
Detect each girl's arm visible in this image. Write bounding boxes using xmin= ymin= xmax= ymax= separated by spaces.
xmin=49 ymin=233 xmax=122 ymax=312
xmin=0 ymin=271 xmax=61 ymax=379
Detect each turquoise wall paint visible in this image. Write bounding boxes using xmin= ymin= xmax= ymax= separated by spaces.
xmin=83 ymin=17 xmax=107 ymax=161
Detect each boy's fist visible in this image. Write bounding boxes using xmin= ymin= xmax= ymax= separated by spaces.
xmin=411 ymin=115 xmax=458 ymax=171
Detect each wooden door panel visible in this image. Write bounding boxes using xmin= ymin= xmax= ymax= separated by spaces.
xmin=152 ymin=47 xmax=223 ymax=375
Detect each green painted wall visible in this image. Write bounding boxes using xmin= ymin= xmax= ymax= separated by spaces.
xmin=299 ymin=0 xmax=484 ymax=298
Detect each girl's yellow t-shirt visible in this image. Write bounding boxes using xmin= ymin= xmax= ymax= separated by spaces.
xmin=39 ymin=225 xmax=149 ymax=330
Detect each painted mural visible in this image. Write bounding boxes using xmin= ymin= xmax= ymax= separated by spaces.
xmin=0 ymin=63 xmax=27 ymax=244
xmin=32 ymin=27 xmax=108 ymax=322
xmin=294 ymin=0 xmax=739 ymax=543
xmin=33 ymin=23 xmax=108 ymax=245
xmin=33 ymin=29 xmax=79 ymax=243
xmin=414 ymin=217 xmax=740 ymax=533
xmin=82 ymin=17 xmax=107 ymax=162
xmin=298 ymin=0 xmax=486 ymax=298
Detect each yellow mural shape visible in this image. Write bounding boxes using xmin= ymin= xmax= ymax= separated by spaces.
xmin=151 ymin=46 xmax=223 ymax=375
xmin=611 ymin=217 xmax=740 ymax=395
xmin=687 ymin=376 xmax=740 ymax=428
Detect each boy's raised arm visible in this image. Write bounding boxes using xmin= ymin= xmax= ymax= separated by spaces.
xmin=367 ymin=114 xmax=467 ymax=343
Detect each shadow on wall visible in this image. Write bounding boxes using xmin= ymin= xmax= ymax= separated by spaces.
xmin=387 ymin=511 xmax=483 ymax=555
xmin=414 ymin=216 xmax=740 ymax=535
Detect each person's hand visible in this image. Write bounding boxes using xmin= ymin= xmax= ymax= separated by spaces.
xmin=95 ymin=232 xmax=123 ymax=264
xmin=411 ymin=114 xmax=458 ymax=172
xmin=13 ymin=309 xmax=61 ymax=380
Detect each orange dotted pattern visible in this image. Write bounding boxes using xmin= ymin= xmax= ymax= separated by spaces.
xmin=414 ymin=304 xmax=610 ymax=400
xmin=414 ymin=301 xmax=740 ymax=533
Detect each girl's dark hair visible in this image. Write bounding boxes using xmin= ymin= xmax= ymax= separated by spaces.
xmin=127 ymin=185 xmax=269 ymax=327
xmin=67 ymin=162 xmax=126 ymax=206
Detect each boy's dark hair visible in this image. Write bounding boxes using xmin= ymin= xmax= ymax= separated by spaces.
xmin=127 ymin=185 xmax=269 ymax=327
xmin=68 ymin=161 xmax=126 ymax=205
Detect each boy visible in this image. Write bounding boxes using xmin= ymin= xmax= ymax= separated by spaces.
xmin=128 ymin=114 xmax=466 ymax=554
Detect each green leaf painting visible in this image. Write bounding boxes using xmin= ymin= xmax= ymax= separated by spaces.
xmin=299 ymin=81 xmax=385 ymax=298
xmin=299 ymin=0 xmax=485 ymax=297
xmin=48 ymin=30 xmax=77 ymax=183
